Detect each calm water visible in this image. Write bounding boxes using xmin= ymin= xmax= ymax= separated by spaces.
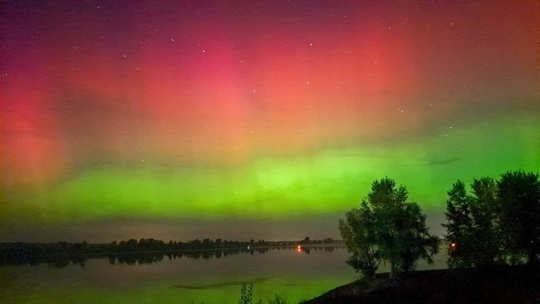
xmin=0 ymin=247 xmax=447 ymax=304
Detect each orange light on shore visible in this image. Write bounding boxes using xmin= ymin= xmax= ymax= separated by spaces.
xmin=296 ymin=245 xmax=302 ymax=252
xmin=450 ymin=243 xmax=456 ymax=251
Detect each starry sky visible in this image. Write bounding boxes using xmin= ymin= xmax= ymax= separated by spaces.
xmin=1 ymin=1 xmax=539 ymax=242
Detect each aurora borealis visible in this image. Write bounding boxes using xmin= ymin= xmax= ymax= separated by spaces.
xmin=1 ymin=1 xmax=539 ymax=242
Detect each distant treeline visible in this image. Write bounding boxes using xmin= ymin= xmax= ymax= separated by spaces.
xmin=0 ymin=237 xmax=342 ymax=267
xmin=111 ymin=236 xmax=339 ymax=251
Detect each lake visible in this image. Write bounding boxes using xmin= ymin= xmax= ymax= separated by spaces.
xmin=0 ymin=246 xmax=447 ymax=304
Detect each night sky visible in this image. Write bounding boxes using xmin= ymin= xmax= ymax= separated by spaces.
xmin=1 ymin=1 xmax=539 ymax=242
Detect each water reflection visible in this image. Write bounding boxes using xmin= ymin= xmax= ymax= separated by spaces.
xmin=1 ymin=246 xmax=343 ymax=268
xmin=0 ymin=246 xmax=356 ymax=304
xmin=0 ymin=246 xmax=447 ymax=304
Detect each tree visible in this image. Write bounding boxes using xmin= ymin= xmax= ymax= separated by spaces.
xmin=469 ymin=177 xmax=500 ymax=266
xmin=339 ymin=177 xmax=439 ymax=278
xmin=443 ymin=180 xmax=473 ymax=267
xmin=443 ymin=179 xmax=500 ymax=268
xmin=497 ymin=171 xmax=540 ymax=265
xmin=339 ymin=201 xmax=381 ymax=279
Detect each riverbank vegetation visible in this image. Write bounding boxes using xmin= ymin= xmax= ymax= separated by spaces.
xmin=444 ymin=170 xmax=540 ymax=267
xmin=338 ymin=177 xmax=439 ymax=278
xmin=305 ymin=169 xmax=539 ymax=303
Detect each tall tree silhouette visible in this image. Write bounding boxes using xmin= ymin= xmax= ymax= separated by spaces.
xmin=443 ymin=178 xmax=499 ymax=268
xmin=497 ymin=171 xmax=540 ymax=265
xmin=339 ymin=177 xmax=439 ymax=277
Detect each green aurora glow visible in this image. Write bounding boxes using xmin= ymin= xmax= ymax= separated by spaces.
xmin=4 ymin=112 xmax=538 ymax=225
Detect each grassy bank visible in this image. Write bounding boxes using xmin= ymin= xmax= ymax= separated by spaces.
xmin=303 ymin=265 xmax=539 ymax=304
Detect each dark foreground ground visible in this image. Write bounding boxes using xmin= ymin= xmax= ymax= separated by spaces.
xmin=304 ymin=265 xmax=540 ymax=304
